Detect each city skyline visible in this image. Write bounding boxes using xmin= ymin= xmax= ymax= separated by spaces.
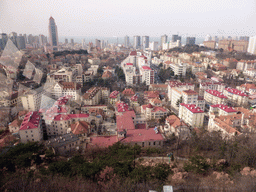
xmin=1 ymin=0 xmax=256 ymax=38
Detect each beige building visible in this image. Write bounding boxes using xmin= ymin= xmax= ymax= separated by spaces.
xmin=141 ymin=104 xmax=168 ymax=120
xmin=53 ymin=82 xmax=81 ymax=101
xmin=209 ymin=104 xmax=237 ymax=116
xmin=171 ymin=88 xmax=205 ymax=111
xmin=204 ymin=89 xmax=227 ymax=105
xmin=82 ymin=87 xmax=110 ymax=105
xmin=223 ymin=88 xmax=248 ymax=106
xmin=167 ymin=81 xmax=195 ymax=101
xmin=178 ymin=103 xmax=204 ymax=128
xmin=199 ymin=82 xmax=226 ymax=97
xmin=19 ymin=111 xmax=43 ymax=143
xmin=88 ymin=58 xmax=101 ymax=65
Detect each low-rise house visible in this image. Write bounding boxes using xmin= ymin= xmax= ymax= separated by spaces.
xmin=122 ymin=88 xmax=135 ymax=98
xmin=149 ymin=84 xmax=168 ymax=93
xmin=236 ymin=83 xmax=256 ymax=95
xmin=208 ymin=113 xmax=241 ymax=139
xmin=9 ymin=119 xmax=22 ymax=134
xmin=164 ymin=115 xmax=190 ymax=139
xmin=47 ymin=133 xmax=81 ymax=156
xmin=141 ymin=104 xmax=168 ymax=120
xmin=109 ymin=90 xmax=120 ymax=105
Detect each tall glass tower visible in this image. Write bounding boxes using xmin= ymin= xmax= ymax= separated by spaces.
xmin=48 ymin=16 xmax=59 ymax=51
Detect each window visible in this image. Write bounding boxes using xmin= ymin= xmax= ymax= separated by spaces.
xmin=149 ymin=142 xmax=151 ymax=146
xmin=153 ymin=142 xmax=155 ymax=145
xmin=31 ymin=135 xmax=33 ymax=137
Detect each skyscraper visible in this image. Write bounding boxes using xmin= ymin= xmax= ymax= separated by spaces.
xmin=124 ymin=35 xmax=129 ymax=48
xmin=9 ymin=32 xmax=18 ymax=47
xmin=186 ymin=37 xmax=196 ymax=45
xmin=0 ymin=33 xmax=8 ymax=50
xmin=48 ymin=16 xmax=59 ymax=51
xmin=65 ymin=38 xmax=68 ymax=44
xmin=247 ymin=36 xmax=256 ymax=55
xmin=133 ymin=36 xmax=141 ymax=49
xmin=16 ymin=35 xmax=26 ymax=49
xmin=172 ymin=35 xmax=181 ymax=42
xmin=142 ymin=36 xmax=149 ymax=50
xmin=39 ymin=34 xmax=47 ymax=46
xmin=161 ymin=34 xmax=168 ymax=48
xmin=70 ymin=39 xmax=74 ymax=46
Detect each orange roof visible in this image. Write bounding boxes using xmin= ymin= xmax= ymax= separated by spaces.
xmin=71 ymin=121 xmax=90 ymax=135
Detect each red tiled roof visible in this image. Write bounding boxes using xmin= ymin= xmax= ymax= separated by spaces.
xmin=180 ymin=103 xmax=204 ymax=113
xmin=130 ymin=51 xmax=137 ymax=56
xmin=121 ymin=127 xmax=164 ymax=143
xmin=141 ymin=66 xmax=151 ymax=70
xmin=205 ymin=89 xmax=227 ymax=98
xmin=109 ymin=90 xmax=120 ymax=99
xmin=126 ymin=63 xmax=133 ymax=66
xmin=89 ymin=136 xmax=118 ymax=148
xmin=20 ymin=112 xmax=41 ymax=131
xmin=122 ymin=88 xmax=135 ymax=96
xmin=116 ymin=111 xmax=136 ymax=131
xmin=225 ymin=88 xmax=248 ymax=97
xmin=211 ymin=104 xmax=237 ymax=113
xmin=71 ymin=121 xmax=90 ymax=135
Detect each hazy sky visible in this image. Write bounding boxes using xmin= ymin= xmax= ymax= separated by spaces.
xmin=1 ymin=0 xmax=256 ymax=38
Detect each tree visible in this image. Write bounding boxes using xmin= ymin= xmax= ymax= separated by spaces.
xmin=176 ymin=96 xmax=183 ymax=108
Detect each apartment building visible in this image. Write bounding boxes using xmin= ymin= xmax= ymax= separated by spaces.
xmin=199 ymin=81 xmax=226 ymax=97
xmin=82 ymin=87 xmax=110 ymax=105
xmin=20 ymin=86 xmax=50 ymax=111
xmin=167 ymin=81 xmax=195 ymax=101
xmin=140 ymin=66 xmax=154 ymax=85
xmin=236 ymin=83 xmax=256 ymax=95
xmin=53 ymin=81 xmax=81 ymax=101
xmin=223 ymin=88 xmax=248 ymax=106
xmin=209 ymin=104 xmax=237 ymax=116
xmin=178 ymin=104 xmax=204 ymax=128
xmin=19 ymin=111 xmax=43 ymax=143
xmin=168 ymin=63 xmax=187 ymax=76
xmin=204 ymin=89 xmax=227 ymax=105
xmin=171 ymin=88 xmax=205 ymax=111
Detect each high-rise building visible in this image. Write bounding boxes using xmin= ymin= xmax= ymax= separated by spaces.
xmin=95 ymin=39 xmax=101 ymax=48
xmin=133 ymin=36 xmax=140 ymax=49
xmin=186 ymin=37 xmax=196 ymax=45
xmin=16 ymin=35 xmax=26 ymax=49
xmin=240 ymin=36 xmax=250 ymax=41
xmin=161 ymin=34 xmax=168 ymax=48
xmin=247 ymin=36 xmax=256 ymax=55
xmin=172 ymin=35 xmax=181 ymax=42
xmin=39 ymin=34 xmax=47 ymax=46
xmin=124 ymin=35 xmax=129 ymax=48
xmin=142 ymin=36 xmax=149 ymax=50
xmin=82 ymin=39 xmax=86 ymax=49
xmin=28 ymin=34 xmax=34 ymax=45
xmin=23 ymin=34 xmax=27 ymax=44
xmin=70 ymin=39 xmax=74 ymax=46
xmin=65 ymin=38 xmax=68 ymax=44
xmin=9 ymin=32 xmax=18 ymax=46
xmin=48 ymin=16 xmax=59 ymax=51
xmin=0 ymin=33 xmax=8 ymax=50
xmin=149 ymin=41 xmax=158 ymax=51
